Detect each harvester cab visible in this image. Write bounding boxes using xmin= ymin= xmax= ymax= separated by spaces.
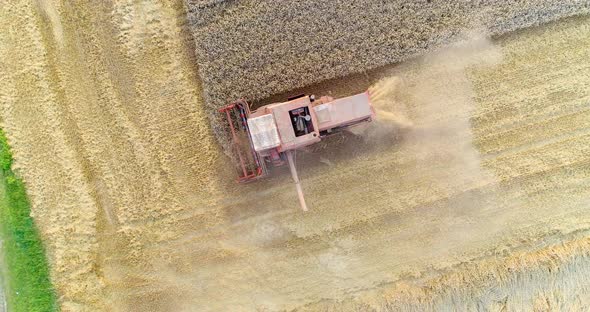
xmin=219 ymin=92 xmax=375 ymax=211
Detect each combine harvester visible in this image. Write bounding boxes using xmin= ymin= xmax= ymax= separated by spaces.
xmin=219 ymin=92 xmax=375 ymax=211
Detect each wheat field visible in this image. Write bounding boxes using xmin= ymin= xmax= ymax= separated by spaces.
xmin=0 ymin=1 xmax=589 ymax=311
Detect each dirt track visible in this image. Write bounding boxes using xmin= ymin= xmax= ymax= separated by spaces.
xmin=0 ymin=1 xmax=590 ymax=312
xmin=0 ymin=285 xmax=4 ymax=312
xmin=0 ymin=269 xmax=4 ymax=312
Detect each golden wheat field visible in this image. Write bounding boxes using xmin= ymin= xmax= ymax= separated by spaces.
xmin=0 ymin=1 xmax=590 ymax=311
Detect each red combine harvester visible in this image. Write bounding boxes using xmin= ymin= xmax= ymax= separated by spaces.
xmin=219 ymin=92 xmax=375 ymax=211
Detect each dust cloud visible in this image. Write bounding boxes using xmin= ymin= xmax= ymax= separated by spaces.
xmin=367 ymin=31 xmax=501 ymax=185
xmin=405 ymin=32 xmax=501 ymax=187
xmin=359 ymin=33 xmax=506 ymax=251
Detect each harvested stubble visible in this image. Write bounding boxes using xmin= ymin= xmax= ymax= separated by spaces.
xmin=302 ymin=233 xmax=590 ymax=311
xmin=0 ymin=1 xmax=225 ymax=310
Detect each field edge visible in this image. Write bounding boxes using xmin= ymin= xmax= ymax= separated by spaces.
xmin=0 ymin=129 xmax=58 ymax=312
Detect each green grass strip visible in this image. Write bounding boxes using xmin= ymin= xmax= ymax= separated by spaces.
xmin=0 ymin=129 xmax=58 ymax=312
